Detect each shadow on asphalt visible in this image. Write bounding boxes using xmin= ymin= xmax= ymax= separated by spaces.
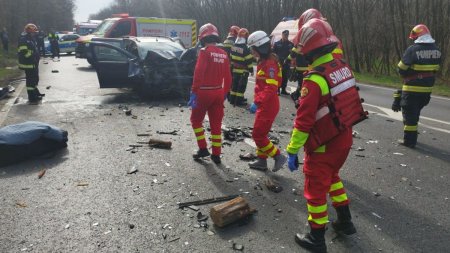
xmin=76 ymin=66 xmax=96 ymax=72
xmin=345 ymin=180 xmax=448 ymax=252
xmin=414 ymin=142 xmax=450 ymax=163
xmin=101 ymin=91 xmax=187 ymax=106
xmin=0 ymin=148 xmax=69 ymax=178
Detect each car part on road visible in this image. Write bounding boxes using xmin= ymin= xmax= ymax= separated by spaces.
xmin=264 ymin=178 xmax=283 ymax=193
xmin=157 ymin=130 xmax=178 ymax=135
xmin=178 ymin=194 xmax=240 ymax=209
xmin=146 ymin=138 xmax=172 ymax=149
xmin=210 ymin=196 xmax=256 ymax=228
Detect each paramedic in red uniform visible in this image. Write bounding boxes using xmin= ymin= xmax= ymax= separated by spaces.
xmin=286 ymin=18 xmax=356 ymax=253
xmin=246 ymin=31 xmax=286 ymax=172
xmin=188 ymin=23 xmax=232 ymax=164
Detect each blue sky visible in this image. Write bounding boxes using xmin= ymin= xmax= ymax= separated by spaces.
xmin=74 ymin=0 xmax=113 ymax=22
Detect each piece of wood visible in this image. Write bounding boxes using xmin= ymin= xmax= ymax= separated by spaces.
xmin=178 ymin=194 xmax=239 ymax=209
xmin=148 ymin=139 xmax=172 ymax=149
xmin=210 ymin=197 xmax=256 ymax=228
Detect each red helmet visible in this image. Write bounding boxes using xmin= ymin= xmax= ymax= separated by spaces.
xmin=297 ymin=18 xmax=338 ymax=55
xmin=24 ymin=23 xmax=38 ymax=33
xmin=238 ymin=28 xmax=249 ymax=38
xmin=409 ymin=24 xmax=430 ymax=40
xmin=198 ymin=23 xmax=219 ymax=41
xmin=298 ymin=8 xmax=325 ymax=30
xmin=228 ymin=25 xmax=240 ymax=37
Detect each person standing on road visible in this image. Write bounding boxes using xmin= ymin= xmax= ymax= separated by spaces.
xmin=48 ymin=30 xmax=60 ymax=59
xmin=228 ymin=28 xmax=254 ymax=106
xmin=1 ymin=27 xmax=9 ymax=53
xmin=188 ymin=23 xmax=232 ymax=164
xmin=393 ymin=24 xmax=441 ymax=148
xmin=273 ymin=30 xmax=294 ymax=95
xmin=246 ymin=31 xmax=287 ymax=172
xmin=286 ymin=19 xmax=357 ymax=253
xmin=222 ymin=25 xmax=240 ymax=58
xmin=18 ymin=24 xmax=44 ymax=104
xmin=36 ymin=28 xmax=46 ymax=57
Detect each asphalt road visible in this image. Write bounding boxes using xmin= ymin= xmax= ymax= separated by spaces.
xmin=0 ymin=56 xmax=449 ymax=253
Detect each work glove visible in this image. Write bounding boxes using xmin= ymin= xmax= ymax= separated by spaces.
xmin=391 ymin=89 xmax=402 ymax=112
xmin=287 ymin=153 xmax=299 ymax=172
xmin=187 ymin=92 xmax=197 ymax=109
xmin=249 ymin=103 xmax=257 ymax=114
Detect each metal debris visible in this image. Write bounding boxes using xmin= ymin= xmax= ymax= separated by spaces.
xmin=77 ymin=182 xmax=89 ymax=186
xmin=37 ymin=169 xmax=46 ymax=179
xmin=239 ymin=153 xmax=257 ymax=161
xmin=366 ymin=140 xmax=378 ymax=144
xmin=124 ymin=109 xmax=132 ymax=116
xmin=51 ymin=70 xmax=59 ymax=73
xmin=197 ymin=212 xmax=208 ymax=222
xmin=157 ymin=130 xmax=178 ymax=135
xmin=168 ymin=237 xmax=180 ymax=242
xmin=178 ymin=195 xmax=240 ymax=209
xmin=187 ymin=205 xmax=199 ymax=211
xmin=372 ymin=212 xmax=383 ymax=219
xmin=356 ymin=147 xmax=365 ymax=151
xmin=400 ymin=164 xmax=407 ymax=167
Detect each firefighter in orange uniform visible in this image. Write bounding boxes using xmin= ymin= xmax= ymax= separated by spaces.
xmin=188 ymin=23 xmax=232 ymax=164
xmin=286 ymin=19 xmax=358 ymax=252
xmin=246 ymin=31 xmax=286 ymax=172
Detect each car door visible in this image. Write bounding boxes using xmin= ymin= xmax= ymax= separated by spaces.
xmin=89 ymin=42 xmax=142 ymax=88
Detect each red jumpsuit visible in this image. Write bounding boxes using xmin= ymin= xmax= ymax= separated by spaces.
xmin=191 ymin=45 xmax=232 ymax=156
xmin=286 ymin=53 xmax=352 ymax=229
xmin=252 ymin=54 xmax=282 ymax=159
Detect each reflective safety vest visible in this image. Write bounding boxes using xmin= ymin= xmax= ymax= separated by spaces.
xmin=17 ymin=33 xmax=39 ymax=70
xmin=230 ymin=43 xmax=253 ymax=74
xmin=303 ymin=58 xmax=368 ymax=151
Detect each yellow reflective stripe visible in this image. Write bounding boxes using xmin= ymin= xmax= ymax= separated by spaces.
xmin=398 ymin=61 xmax=409 ymax=70
xmin=311 ymin=53 xmax=333 ymax=68
xmin=24 ymin=51 xmax=32 ymax=58
xmin=212 ymin=142 xmax=221 ymax=147
xmin=244 ymin=54 xmax=253 ymax=60
xmin=27 ymin=87 xmax=36 ymax=90
xmin=296 ymin=66 xmax=308 ymax=71
xmin=402 ymin=85 xmax=432 ymax=93
xmin=223 ymin=44 xmax=232 ymax=48
xmin=233 ymin=69 xmax=247 ymax=73
xmin=247 ymin=64 xmax=254 ymax=68
xmin=330 ymin=181 xmax=344 ymax=192
xmin=196 ymin=135 xmax=205 ymax=141
xmin=19 ymin=64 xmax=34 ymax=69
xmin=313 ymin=145 xmax=326 ymax=153
xmin=231 ymin=55 xmax=245 ymax=61
xmin=266 ymin=79 xmax=279 ymax=86
xmin=404 ymin=125 xmax=418 ymax=131
xmin=393 ymin=93 xmax=401 ymax=98
xmin=211 ymin=134 xmax=221 ymax=139
xmin=292 ymin=47 xmax=299 ymax=53
xmin=268 ymin=146 xmax=278 ymax=157
xmin=332 ymin=48 xmax=343 ymax=55
xmin=304 ymin=74 xmax=329 ymax=95
xmin=235 ymin=92 xmax=244 ymax=97
xmin=194 ymin=127 xmax=204 ymax=133
xmin=260 ymin=142 xmax=274 ymax=152
xmin=18 ymin=45 xmax=28 ymax=51
xmin=287 ymin=55 xmax=292 ymax=60
xmin=411 ymin=64 xmax=440 ymax=71
xmin=331 ymin=193 xmax=348 ymax=203
xmin=308 ymin=215 xmax=329 ymax=225
xmin=256 ymin=149 xmax=265 ymax=155
xmin=257 ymin=70 xmax=265 ymax=76
xmin=286 ymin=128 xmax=309 ymax=154
xmin=307 ymin=203 xmax=327 ymax=213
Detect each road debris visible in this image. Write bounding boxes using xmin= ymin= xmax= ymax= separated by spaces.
xmin=124 ymin=109 xmax=132 ymax=116
xmin=187 ymin=205 xmax=200 ymax=211
xmin=137 ymin=133 xmax=150 ymax=137
xmin=168 ymin=237 xmax=180 ymax=243
xmin=352 ymin=130 xmax=359 ymax=137
xmin=178 ymin=194 xmax=240 ymax=209
xmin=77 ymin=182 xmax=89 ymax=187
xmin=104 ymin=230 xmax=111 ymax=235
xmin=207 ymin=230 xmax=215 ymax=236
xmin=393 ymin=152 xmax=404 ymax=156
xmin=372 ymin=212 xmax=383 ymax=219
xmin=373 ymin=192 xmax=381 ymax=197
xmin=16 ymin=202 xmax=27 ymax=208
xmin=197 ymin=212 xmax=208 ymax=222
xmin=65 ymin=224 xmax=70 ymax=229
xmin=157 ymin=130 xmax=178 ymax=135
xmin=46 ymin=86 xmax=51 ymax=89
xmin=127 ymin=166 xmax=138 ymax=174
xmin=356 ymin=147 xmax=365 ymax=151
xmin=210 ymin=196 xmax=256 ymax=228
xmin=51 ymin=70 xmax=59 ymax=73
xmin=37 ymin=169 xmax=46 ymax=179
xmin=232 ymin=243 xmax=244 ymax=251
xmin=366 ymin=140 xmax=378 ymax=144
xmin=264 ymin=178 xmax=283 ymax=193
xmin=147 ymin=139 xmax=172 ymax=149
xmin=400 ymin=164 xmax=407 ymax=167
xmin=239 ymin=153 xmax=257 ymax=161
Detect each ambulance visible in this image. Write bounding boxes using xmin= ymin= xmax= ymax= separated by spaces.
xmin=76 ymin=14 xmax=197 ymax=61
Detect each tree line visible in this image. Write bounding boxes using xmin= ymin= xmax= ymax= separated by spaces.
xmin=90 ymin=0 xmax=450 ymax=81
xmin=0 ymin=0 xmax=75 ymax=41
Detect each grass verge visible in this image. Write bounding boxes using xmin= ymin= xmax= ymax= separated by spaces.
xmin=0 ymin=47 xmax=22 ymax=88
xmin=354 ymin=71 xmax=450 ymax=97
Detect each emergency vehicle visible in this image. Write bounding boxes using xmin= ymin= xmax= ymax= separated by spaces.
xmin=74 ymin=20 xmax=102 ymax=35
xmin=270 ymin=18 xmax=298 ymax=45
xmin=76 ymin=14 xmax=197 ymax=61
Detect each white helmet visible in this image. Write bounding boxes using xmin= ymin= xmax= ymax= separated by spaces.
xmin=247 ymin=31 xmax=270 ymax=48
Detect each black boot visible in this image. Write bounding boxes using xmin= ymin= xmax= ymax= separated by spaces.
xmin=332 ymin=205 xmax=356 ymax=235
xmin=193 ymin=148 xmax=210 ymax=159
xmin=210 ymin=154 xmax=221 ymax=164
xmin=295 ymin=226 xmax=327 ymax=253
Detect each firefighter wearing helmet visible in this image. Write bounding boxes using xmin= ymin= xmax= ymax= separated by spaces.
xmin=18 ymin=23 xmax=44 ymax=104
xmin=394 ymin=24 xmax=441 ymax=148
xmin=223 ymin=25 xmax=240 ymax=57
xmin=286 ymin=18 xmax=358 ymax=252
xmin=246 ymin=31 xmax=287 ymax=172
xmin=228 ymin=28 xmax=254 ymax=106
xmin=188 ymin=23 xmax=232 ymax=164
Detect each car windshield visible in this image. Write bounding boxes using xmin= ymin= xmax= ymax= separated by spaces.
xmin=137 ymin=40 xmax=185 ymax=59
xmin=93 ymin=20 xmax=116 ymax=36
